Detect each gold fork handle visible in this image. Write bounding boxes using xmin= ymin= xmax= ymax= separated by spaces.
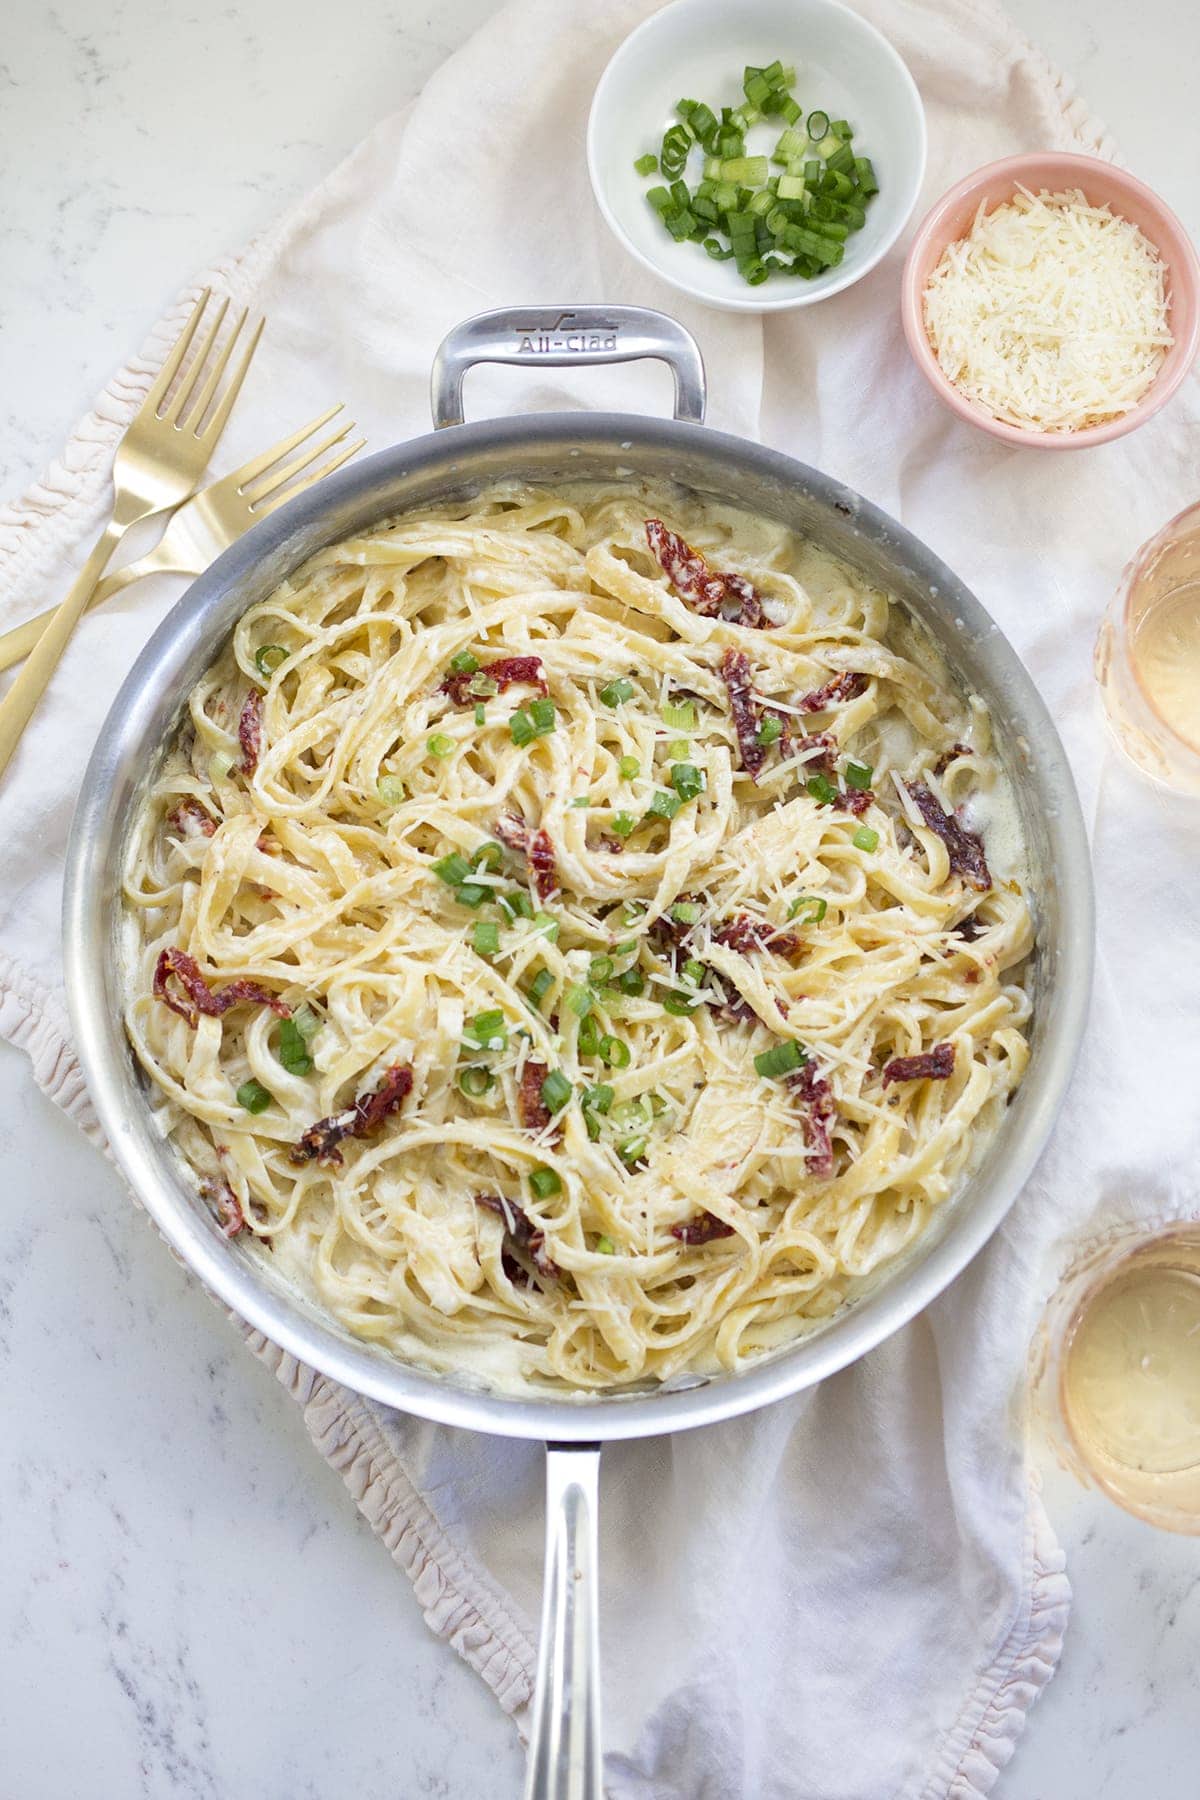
xmin=0 ymin=538 xmax=186 ymax=677
xmin=0 ymin=515 xmax=133 ymax=777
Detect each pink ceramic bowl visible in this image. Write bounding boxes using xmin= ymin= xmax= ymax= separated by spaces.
xmin=901 ymin=151 xmax=1200 ymax=449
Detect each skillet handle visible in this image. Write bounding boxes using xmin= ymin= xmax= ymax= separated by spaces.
xmin=524 ymin=1442 xmax=604 ymax=1800
xmin=431 ymin=305 xmax=706 ymax=428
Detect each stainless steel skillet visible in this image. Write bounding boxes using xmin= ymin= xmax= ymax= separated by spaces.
xmin=63 ymin=306 xmax=1092 ymax=1799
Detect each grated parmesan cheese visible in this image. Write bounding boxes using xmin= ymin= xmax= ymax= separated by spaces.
xmin=922 ymin=186 xmax=1173 ymax=433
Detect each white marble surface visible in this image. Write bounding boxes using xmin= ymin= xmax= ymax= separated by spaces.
xmin=2 ymin=2 xmax=1199 ymax=1796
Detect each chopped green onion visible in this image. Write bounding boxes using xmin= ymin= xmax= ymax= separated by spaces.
xmin=669 ymin=763 xmax=704 ymax=802
xmin=600 ymin=677 xmax=635 ymax=708
xmin=662 ymin=699 xmax=697 ymax=731
xmin=663 ymin=991 xmax=698 ymax=1016
xmin=540 ymin=1070 xmax=572 ymax=1114
xmin=465 ymin=1009 xmax=507 ymax=1052
xmin=209 ymin=750 xmax=236 ymax=782
xmin=472 ymin=921 xmax=500 ymax=956
xmin=844 ymin=760 xmax=873 ymax=791
xmin=471 ymin=840 xmax=504 ymax=872
xmin=610 ymin=811 xmax=638 ymax=839
xmin=757 ymin=714 xmax=783 ymax=746
xmin=682 ymin=958 xmax=707 ymax=986
xmin=474 ymin=702 xmax=487 ymax=726
xmin=500 ymin=889 xmax=534 ymax=921
xmin=806 ymin=110 xmax=830 ymax=140
xmin=646 ymin=789 xmax=682 ymax=822
xmin=449 ymin=650 xmax=480 ymax=675
xmin=667 ymin=738 xmax=690 ymax=760
xmin=529 ymin=696 xmax=557 ymax=736
xmin=526 ymin=968 xmax=554 ymax=1012
xmin=532 ymin=911 xmax=559 ymax=941
xmin=617 ymin=967 xmax=645 ymax=997
xmin=468 ymin=673 xmax=499 ymax=697
xmin=509 ymin=710 xmax=535 ymax=746
xmin=584 ymin=1084 xmax=614 ymax=1116
xmin=570 ymin=796 xmax=590 ymax=809
xmin=595 ymin=1234 xmax=616 ymax=1255
xmin=458 ymin=1065 xmax=493 ymax=1098
xmin=634 ymin=152 xmax=658 ymax=175
xmin=647 ymin=184 xmax=672 ymax=213
xmin=529 ymin=1165 xmax=562 ymax=1198
xmin=618 ymin=1136 xmax=647 ymax=1165
xmin=754 ymin=1039 xmax=807 ymax=1079
xmin=672 ymin=901 xmax=702 ymax=925
xmin=787 ymin=894 xmax=828 ymax=925
xmin=578 ymin=1013 xmax=602 ymax=1056
xmin=292 ymin=1003 xmax=321 ymax=1042
xmin=564 ymin=983 xmax=593 ymax=1019
xmin=855 ymin=156 xmax=879 ymax=196
xmin=600 ymin=1034 xmax=631 ymax=1069
xmin=807 ymin=773 xmax=837 ymax=806
xmin=427 ymin=733 xmax=455 ymax=759
xmin=589 ymin=955 xmax=614 ymax=985
xmin=255 ymin=644 xmax=288 ymax=677
xmin=432 ymin=852 xmax=472 ymax=887
xmin=277 ymin=1018 xmax=313 ymax=1076
xmin=720 ymin=155 xmax=768 ymax=185
xmin=853 ymin=825 xmax=880 ymax=852
xmin=457 ymin=883 xmax=489 ymax=908
xmin=236 ymin=1078 xmax=272 ymax=1114
xmin=377 ymin=775 xmax=405 ymax=807
xmin=618 ymin=754 xmax=641 ymax=781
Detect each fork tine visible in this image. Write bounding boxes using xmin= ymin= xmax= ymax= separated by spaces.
xmin=230 ymin=406 xmax=345 ymax=491
xmin=197 ymin=314 xmax=265 ymax=443
xmin=177 ymin=298 xmax=243 ymax=434
xmin=144 ymin=288 xmax=212 ymax=412
xmin=256 ymin=437 xmax=366 ymax=517
xmin=246 ymin=422 xmax=357 ymax=501
xmin=164 ymin=294 xmax=230 ymax=427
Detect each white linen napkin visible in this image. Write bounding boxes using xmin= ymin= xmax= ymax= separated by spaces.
xmin=3 ymin=0 xmax=1199 ymax=1793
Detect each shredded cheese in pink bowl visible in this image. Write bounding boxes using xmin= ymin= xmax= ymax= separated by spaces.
xmin=900 ymin=151 xmax=1200 ymax=449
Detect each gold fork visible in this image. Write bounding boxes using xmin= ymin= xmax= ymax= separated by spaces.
xmin=0 ymin=288 xmax=262 ymax=776
xmin=0 ymin=407 xmax=364 ymax=674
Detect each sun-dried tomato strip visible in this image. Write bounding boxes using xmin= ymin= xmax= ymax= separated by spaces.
xmin=671 ymin=1211 xmax=736 ymax=1246
xmin=166 ymin=797 xmax=217 ymax=839
xmin=788 ymin=1061 xmax=836 ymax=1178
xmin=645 ymin=520 xmax=768 ymax=629
xmin=882 ymin=1043 xmax=956 ymax=1086
xmin=797 ymin=671 xmax=867 ymax=713
xmin=289 ymin=1063 xmax=413 ymax=1167
xmin=199 ymin=1175 xmax=245 ymax=1238
xmin=714 ymin=915 xmax=801 ymax=959
xmin=954 ymin=914 xmax=984 ymax=943
xmin=906 ymin=783 xmax=992 ymax=892
xmin=238 ymin=689 xmax=264 ymax=776
xmin=442 ymin=655 xmax=547 ymax=706
xmin=933 ymin=741 xmax=973 ymax=777
xmin=495 ymin=812 xmax=558 ymax=899
xmin=518 ymin=1060 xmax=552 ymax=1133
xmin=721 ymin=648 xmax=767 ymax=780
xmin=153 ymin=948 xmax=289 ymax=1029
xmin=794 ymin=729 xmax=835 ymax=774
xmin=476 ymin=1193 xmax=559 ymax=1280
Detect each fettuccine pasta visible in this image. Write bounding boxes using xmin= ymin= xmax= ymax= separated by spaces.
xmin=122 ymin=482 xmax=1033 ymax=1393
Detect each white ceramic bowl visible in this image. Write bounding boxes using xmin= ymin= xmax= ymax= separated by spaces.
xmin=587 ymin=0 xmax=927 ymax=312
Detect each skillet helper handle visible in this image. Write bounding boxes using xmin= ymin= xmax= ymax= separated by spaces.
xmin=524 ymin=1443 xmax=604 ymax=1800
xmin=431 ymin=305 xmax=706 ymax=428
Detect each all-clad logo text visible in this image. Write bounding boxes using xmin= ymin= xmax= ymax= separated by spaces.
xmin=513 ymin=312 xmax=620 ymax=355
